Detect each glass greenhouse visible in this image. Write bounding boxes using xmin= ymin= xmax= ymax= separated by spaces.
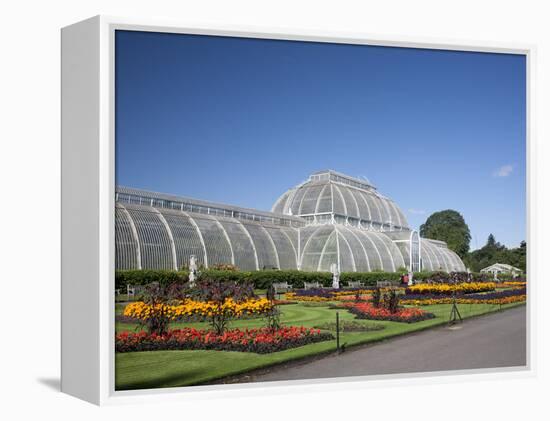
xmin=115 ymin=170 xmax=465 ymax=273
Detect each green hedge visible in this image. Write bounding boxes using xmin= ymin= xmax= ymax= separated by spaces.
xmin=496 ymin=273 xmax=525 ymax=281
xmin=115 ymin=270 xmax=189 ymax=291
xmin=116 ymin=269 xmax=502 ymax=291
xmin=187 ymin=269 xmax=333 ymax=289
xmin=195 ymin=270 xmax=404 ymax=289
xmin=115 ymin=269 xmax=404 ymax=290
xmin=412 ymin=271 xmax=491 ymax=282
xmin=340 ymin=271 xmax=401 ymax=286
xmin=245 ymin=270 xmax=333 ymax=289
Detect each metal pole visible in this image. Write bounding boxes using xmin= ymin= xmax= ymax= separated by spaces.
xmin=336 ymin=312 xmax=340 ymax=351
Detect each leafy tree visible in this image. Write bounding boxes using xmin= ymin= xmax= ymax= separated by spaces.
xmin=420 ymin=210 xmax=471 ymax=258
xmin=463 ymin=235 xmax=526 ymax=273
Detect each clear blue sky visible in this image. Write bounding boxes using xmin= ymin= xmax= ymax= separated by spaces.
xmin=115 ymin=30 xmax=526 ymax=250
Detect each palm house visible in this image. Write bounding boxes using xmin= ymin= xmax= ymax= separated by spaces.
xmin=115 ymin=170 xmax=465 ymax=273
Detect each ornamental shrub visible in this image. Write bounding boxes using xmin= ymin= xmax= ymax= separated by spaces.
xmin=136 ymin=281 xmax=190 ymax=335
xmin=383 ymin=289 xmax=400 ymax=313
xmin=195 ymin=275 xmax=255 ymax=334
xmin=371 ymin=287 xmax=381 ymax=308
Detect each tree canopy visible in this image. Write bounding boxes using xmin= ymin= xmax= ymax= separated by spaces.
xmin=419 ymin=210 xmax=471 ymax=258
xmin=463 ymin=235 xmax=526 ymax=273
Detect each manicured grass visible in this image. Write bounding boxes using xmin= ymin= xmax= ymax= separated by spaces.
xmin=115 ymin=300 xmax=524 ymax=390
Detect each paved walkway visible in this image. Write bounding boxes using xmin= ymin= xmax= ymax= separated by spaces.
xmin=243 ymin=306 xmax=526 ymax=383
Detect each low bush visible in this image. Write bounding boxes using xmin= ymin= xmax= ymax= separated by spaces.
xmin=383 ymin=288 xmax=400 ymax=313
xmin=371 ymin=287 xmax=381 ymax=308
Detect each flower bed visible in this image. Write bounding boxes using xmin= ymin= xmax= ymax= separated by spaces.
xmin=123 ymin=298 xmax=272 ymax=322
xmin=405 ymin=282 xmax=496 ymax=296
xmin=401 ymin=288 xmax=526 ymax=306
xmin=343 ymin=302 xmax=435 ymax=323
xmin=285 ymin=291 xmax=333 ymax=302
xmin=286 ymin=288 xmax=377 ymax=302
xmin=337 ymin=294 xmax=372 ymax=302
xmin=115 ymin=326 xmax=333 ymax=354
xmin=502 ymin=281 xmax=527 ymax=288
xmin=273 ymin=300 xmax=298 ymax=305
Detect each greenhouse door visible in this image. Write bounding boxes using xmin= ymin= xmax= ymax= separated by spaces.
xmin=410 ymin=231 xmax=421 ymax=272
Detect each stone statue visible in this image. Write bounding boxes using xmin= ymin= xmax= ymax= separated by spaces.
xmin=189 ymin=255 xmax=197 ymax=287
xmin=330 ymin=263 xmax=340 ymax=289
xmin=407 ymin=271 xmax=414 ymax=286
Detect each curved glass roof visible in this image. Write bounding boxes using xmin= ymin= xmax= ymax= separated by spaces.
xmin=115 ymin=171 xmax=466 ymax=274
xmin=272 ymin=170 xmax=409 ymax=231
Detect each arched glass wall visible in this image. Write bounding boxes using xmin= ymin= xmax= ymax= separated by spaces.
xmin=115 ymin=202 xmax=300 ymax=271
xmin=298 ymin=225 xmax=406 ymax=272
xmin=116 ymin=202 xmax=466 ymax=273
xmin=420 ymin=239 xmax=465 ymax=272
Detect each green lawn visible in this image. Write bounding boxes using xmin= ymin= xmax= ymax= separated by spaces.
xmin=115 ymin=301 xmax=524 ymax=390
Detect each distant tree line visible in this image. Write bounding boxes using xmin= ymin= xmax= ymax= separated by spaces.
xmin=420 ymin=210 xmax=526 ymax=273
xmin=463 ymin=234 xmax=526 ymax=273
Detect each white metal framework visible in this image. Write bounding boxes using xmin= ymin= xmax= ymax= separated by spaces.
xmin=272 ymin=170 xmax=408 ymax=232
xmin=115 ymin=171 xmax=466 ymax=273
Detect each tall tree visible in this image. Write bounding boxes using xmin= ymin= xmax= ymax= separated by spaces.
xmin=420 ymin=210 xmax=471 ymax=258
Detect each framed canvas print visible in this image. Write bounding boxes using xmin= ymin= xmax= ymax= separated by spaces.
xmin=61 ymin=16 xmax=533 ymax=405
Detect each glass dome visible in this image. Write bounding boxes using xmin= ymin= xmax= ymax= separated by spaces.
xmin=272 ymin=170 xmax=409 ymax=231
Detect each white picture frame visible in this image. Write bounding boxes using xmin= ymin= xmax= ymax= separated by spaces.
xmin=61 ymin=15 xmax=535 ymax=405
